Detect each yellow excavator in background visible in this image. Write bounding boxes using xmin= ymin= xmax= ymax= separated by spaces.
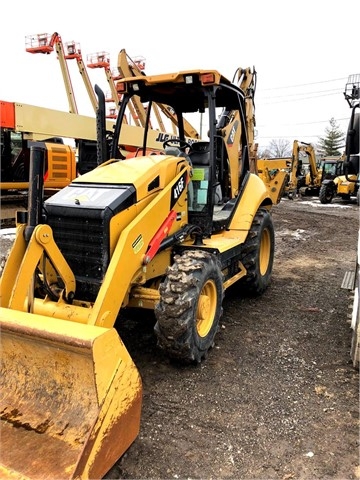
xmin=256 ymin=139 xmax=315 ymax=200
xmin=1 ymin=66 xmax=282 ymax=479
xmin=292 ymin=140 xmax=322 ymax=196
xmin=284 ymin=140 xmax=349 ymax=200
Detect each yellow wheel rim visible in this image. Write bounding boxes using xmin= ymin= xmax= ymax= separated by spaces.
xmin=196 ymin=279 xmax=217 ymax=337
xmin=259 ymin=228 xmax=271 ymax=276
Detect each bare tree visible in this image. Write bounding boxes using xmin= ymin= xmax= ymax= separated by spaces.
xmin=259 ymin=139 xmax=292 ymax=158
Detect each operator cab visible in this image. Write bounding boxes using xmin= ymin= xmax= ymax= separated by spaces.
xmin=106 ymin=70 xmax=250 ymax=238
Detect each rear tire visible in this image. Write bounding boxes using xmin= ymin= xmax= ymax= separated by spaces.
xmin=154 ymin=250 xmax=224 ymax=364
xmin=239 ymin=207 xmax=275 ymax=296
xmin=319 ymin=183 xmax=334 ymax=204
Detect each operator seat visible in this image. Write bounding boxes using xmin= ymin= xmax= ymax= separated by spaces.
xmin=188 ymin=141 xmax=210 ymax=165
xmin=189 ymin=141 xmax=223 ymax=207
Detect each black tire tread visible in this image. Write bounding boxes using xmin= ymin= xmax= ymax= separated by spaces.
xmin=239 ymin=207 xmax=274 ymax=296
xmin=154 ymin=250 xmax=223 ymax=364
xmin=319 ymin=183 xmax=334 ymax=204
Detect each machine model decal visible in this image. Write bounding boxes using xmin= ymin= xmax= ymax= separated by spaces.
xmin=170 ymin=171 xmax=187 ymax=209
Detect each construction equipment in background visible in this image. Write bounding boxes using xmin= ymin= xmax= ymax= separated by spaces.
xmin=117 ymin=48 xmax=199 ymax=138
xmin=288 ymin=141 xmax=350 ymax=200
xmin=26 ymin=32 xmax=79 ymax=114
xmin=23 ymin=35 xmax=282 ymax=198
xmin=256 ymin=157 xmax=291 ymax=200
xmin=1 ymin=100 xmax=88 ymax=226
xmin=318 ymin=154 xmax=358 ymax=204
xmin=62 ymin=39 xmax=99 ymax=113
xmin=292 ymin=141 xmax=323 ymax=196
xmin=340 ymin=73 xmax=360 ymax=367
xmin=86 ymin=49 xmax=137 ymax=124
xmin=1 ymin=66 xmax=281 ymax=479
xmin=1 ymin=101 xmax=78 ymax=190
xmin=0 ymin=99 xmax=195 ymax=226
xmin=25 ymin=32 xmax=136 ymax=125
xmin=115 ymin=50 xmax=162 ymax=130
xmin=256 ymin=139 xmax=318 ymax=200
xmin=317 ymin=74 xmax=360 ymax=205
xmin=25 ymin=33 xmax=200 ymax=138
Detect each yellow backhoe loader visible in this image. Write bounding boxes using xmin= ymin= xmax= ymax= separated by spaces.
xmin=256 ymin=157 xmax=292 ymax=198
xmin=256 ymin=140 xmax=318 ymax=201
xmin=1 ymin=67 xmax=280 ymax=479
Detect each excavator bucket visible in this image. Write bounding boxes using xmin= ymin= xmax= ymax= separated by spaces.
xmin=0 ymin=307 xmax=142 ymax=480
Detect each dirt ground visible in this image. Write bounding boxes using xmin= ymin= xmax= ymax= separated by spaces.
xmin=106 ymin=195 xmax=359 ymax=480
xmin=0 ymin=195 xmax=359 ymax=480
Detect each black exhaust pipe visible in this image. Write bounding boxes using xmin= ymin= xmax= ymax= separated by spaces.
xmin=24 ymin=145 xmax=45 ymax=243
xmin=95 ymin=84 xmax=108 ymax=166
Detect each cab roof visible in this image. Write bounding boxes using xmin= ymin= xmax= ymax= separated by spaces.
xmin=118 ymin=69 xmax=244 ymax=113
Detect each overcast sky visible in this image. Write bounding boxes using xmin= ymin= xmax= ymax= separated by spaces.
xmin=1 ymin=0 xmax=358 ymax=152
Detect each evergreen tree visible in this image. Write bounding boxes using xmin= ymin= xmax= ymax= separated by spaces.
xmin=317 ymin=118 xmax=345 ymax=156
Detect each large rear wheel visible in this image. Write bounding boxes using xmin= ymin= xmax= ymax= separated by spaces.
xmin=239 ymin=207 xmax=275 ymax=296
xmin=154 ymin=250 xmax=224 ymax=364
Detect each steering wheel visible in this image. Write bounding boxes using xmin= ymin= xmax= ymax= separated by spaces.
xmin=163 ymin=139 xmax=192 ymax=152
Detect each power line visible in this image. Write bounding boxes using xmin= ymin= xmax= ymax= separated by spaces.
xmin=257 ymin=117 xmax=349 ymax=128
xmin=257 ymin=87 xmax=342 ymax=100
xmin=260 ymin=77 xmax=347 ymax=91
xmin=259 ymin=91 xmax=342 ymax=105
xmin=258 ymin=134 xmax=324 ymax=140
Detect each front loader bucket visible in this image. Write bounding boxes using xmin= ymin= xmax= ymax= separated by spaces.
xmin=0 ymin=307 xmax=142 ymax=480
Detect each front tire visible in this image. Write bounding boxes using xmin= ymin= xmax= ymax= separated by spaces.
xmin=239 ymin=207 xmax=275 ymax=296
xmin=154 ymin=250 xmax=224 ymax=364
xmin=319 ymin=183 xmax=334 ymax=204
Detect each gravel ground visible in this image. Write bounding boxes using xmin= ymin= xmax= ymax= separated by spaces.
xmin=108 ymin=196 xmax=359 ymax=480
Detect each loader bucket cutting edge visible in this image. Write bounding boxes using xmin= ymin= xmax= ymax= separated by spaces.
xmin=0 ymin=307 xmax=142 ymax=480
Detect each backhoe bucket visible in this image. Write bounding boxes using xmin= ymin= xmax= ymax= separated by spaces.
xmin=0 ymin=307 xmax=142 ymax=480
